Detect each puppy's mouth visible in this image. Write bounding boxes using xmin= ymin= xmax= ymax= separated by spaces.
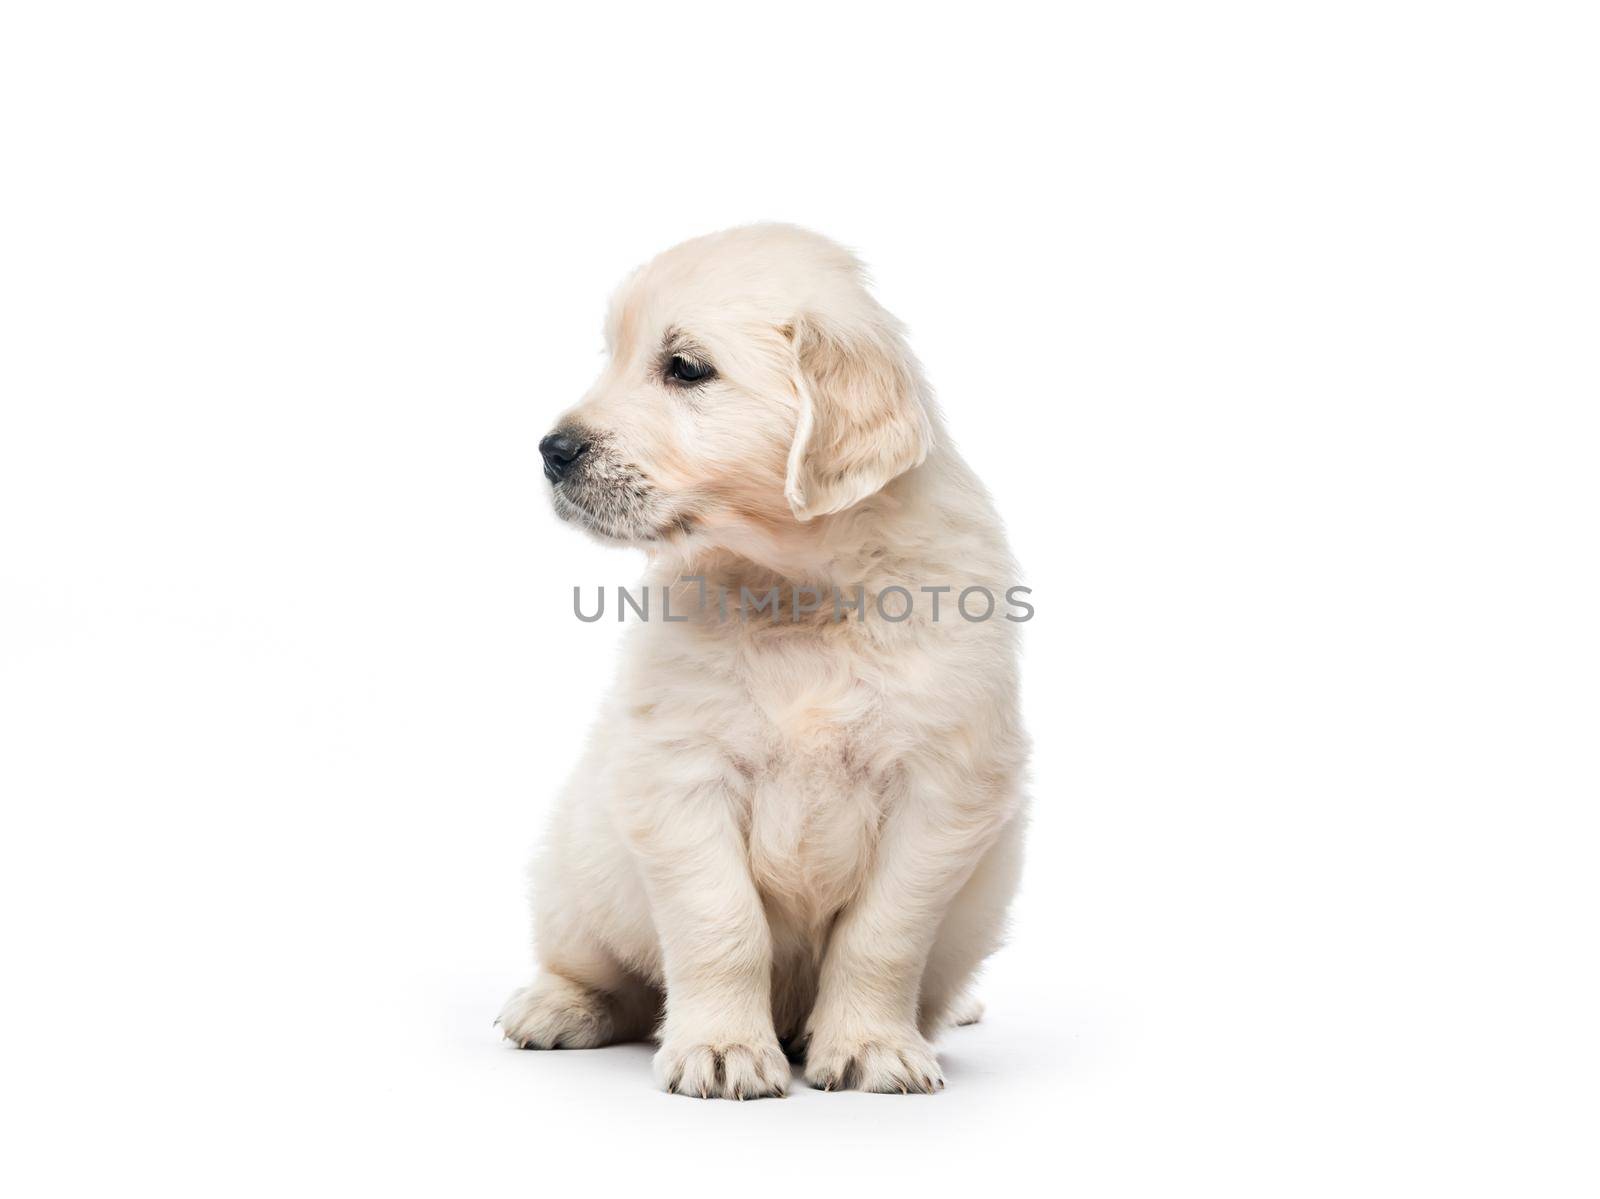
xmin=550 ymin=461 xmax=693 ymax=545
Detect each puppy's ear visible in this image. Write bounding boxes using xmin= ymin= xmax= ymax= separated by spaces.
xmin=783 ymin=315 xmax=933 ymax=521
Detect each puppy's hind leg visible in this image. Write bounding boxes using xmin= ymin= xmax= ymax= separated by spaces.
xmin=916 ymin=810 xmax=1024 ymax=1038
xmin=501 ymin=743 xmax=665 ymax=1051
xmin=500 ymin=849 xmax=662 ymax=1050
xmin=499 ymin=909 xmax=660 ymax=1051
xmin=947 ymin=993 xmax=986 ymax=1028
xmin=499 ymin=963 xmax=658 ymax=1050
xmin=498 ymin=972 xmax=610 ymax=1050
xmin=499 ymin=802 xmax=663 ymax=1049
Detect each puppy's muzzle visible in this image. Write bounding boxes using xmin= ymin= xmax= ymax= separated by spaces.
xmin=539 ymin=428 xmax=589 ymax=483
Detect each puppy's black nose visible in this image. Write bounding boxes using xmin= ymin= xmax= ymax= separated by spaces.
xmin=539 ymin=430 xmax=588 ymax=482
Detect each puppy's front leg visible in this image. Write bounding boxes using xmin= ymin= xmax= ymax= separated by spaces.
xmin=627 ymin=782 xmax=789 ymax=1100
xmin=805 ymin=772 xmax=1016 ymax=1093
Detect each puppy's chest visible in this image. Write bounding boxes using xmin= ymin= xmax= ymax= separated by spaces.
xmin=743 ymin=727 xmax=888 ymax=928
xmin=723 ymin=651 xmax=899 ymax=922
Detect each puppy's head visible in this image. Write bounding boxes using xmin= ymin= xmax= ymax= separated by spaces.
xmin=540 ymin=225 xmax=932 ymax=548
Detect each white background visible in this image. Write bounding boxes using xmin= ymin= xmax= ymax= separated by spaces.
xmin=2 ymin=2 xmax=1596 ymax=1194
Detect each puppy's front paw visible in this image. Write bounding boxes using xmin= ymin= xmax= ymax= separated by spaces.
xmin=654 ymin=1036 xmax=790 ymax=1100
xmin=804 ymin=1026 xmax=945 ymax=1094
xmin=497 ymin=978 xmax=612 ymax=1050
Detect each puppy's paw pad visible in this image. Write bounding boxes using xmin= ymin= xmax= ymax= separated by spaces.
xmin=497 ymin=982 xmax=612 ymax=1050
xmin=805 ymin=1031 xmax=944 ymax=1094
xmin=655 ymin=1038 xmax=790 ymax=1100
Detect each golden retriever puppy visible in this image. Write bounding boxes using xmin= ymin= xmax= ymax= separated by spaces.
xmin=499 ymin=225 xmax=1029 ymax=1098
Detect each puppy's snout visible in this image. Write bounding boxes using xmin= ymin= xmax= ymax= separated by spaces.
xmin=539 ymin=429 xmax=589 ymax=482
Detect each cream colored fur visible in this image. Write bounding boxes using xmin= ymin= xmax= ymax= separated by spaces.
xmin=499 ymin=225 xmax=1029 ymax=1098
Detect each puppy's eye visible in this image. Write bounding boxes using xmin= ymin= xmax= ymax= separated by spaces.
xmin=667 ymin=355 xmax=715 ymax=384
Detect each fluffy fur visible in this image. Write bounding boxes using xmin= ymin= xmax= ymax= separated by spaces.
xmin=499 ymin=225 xmax=1029 ymax=1097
